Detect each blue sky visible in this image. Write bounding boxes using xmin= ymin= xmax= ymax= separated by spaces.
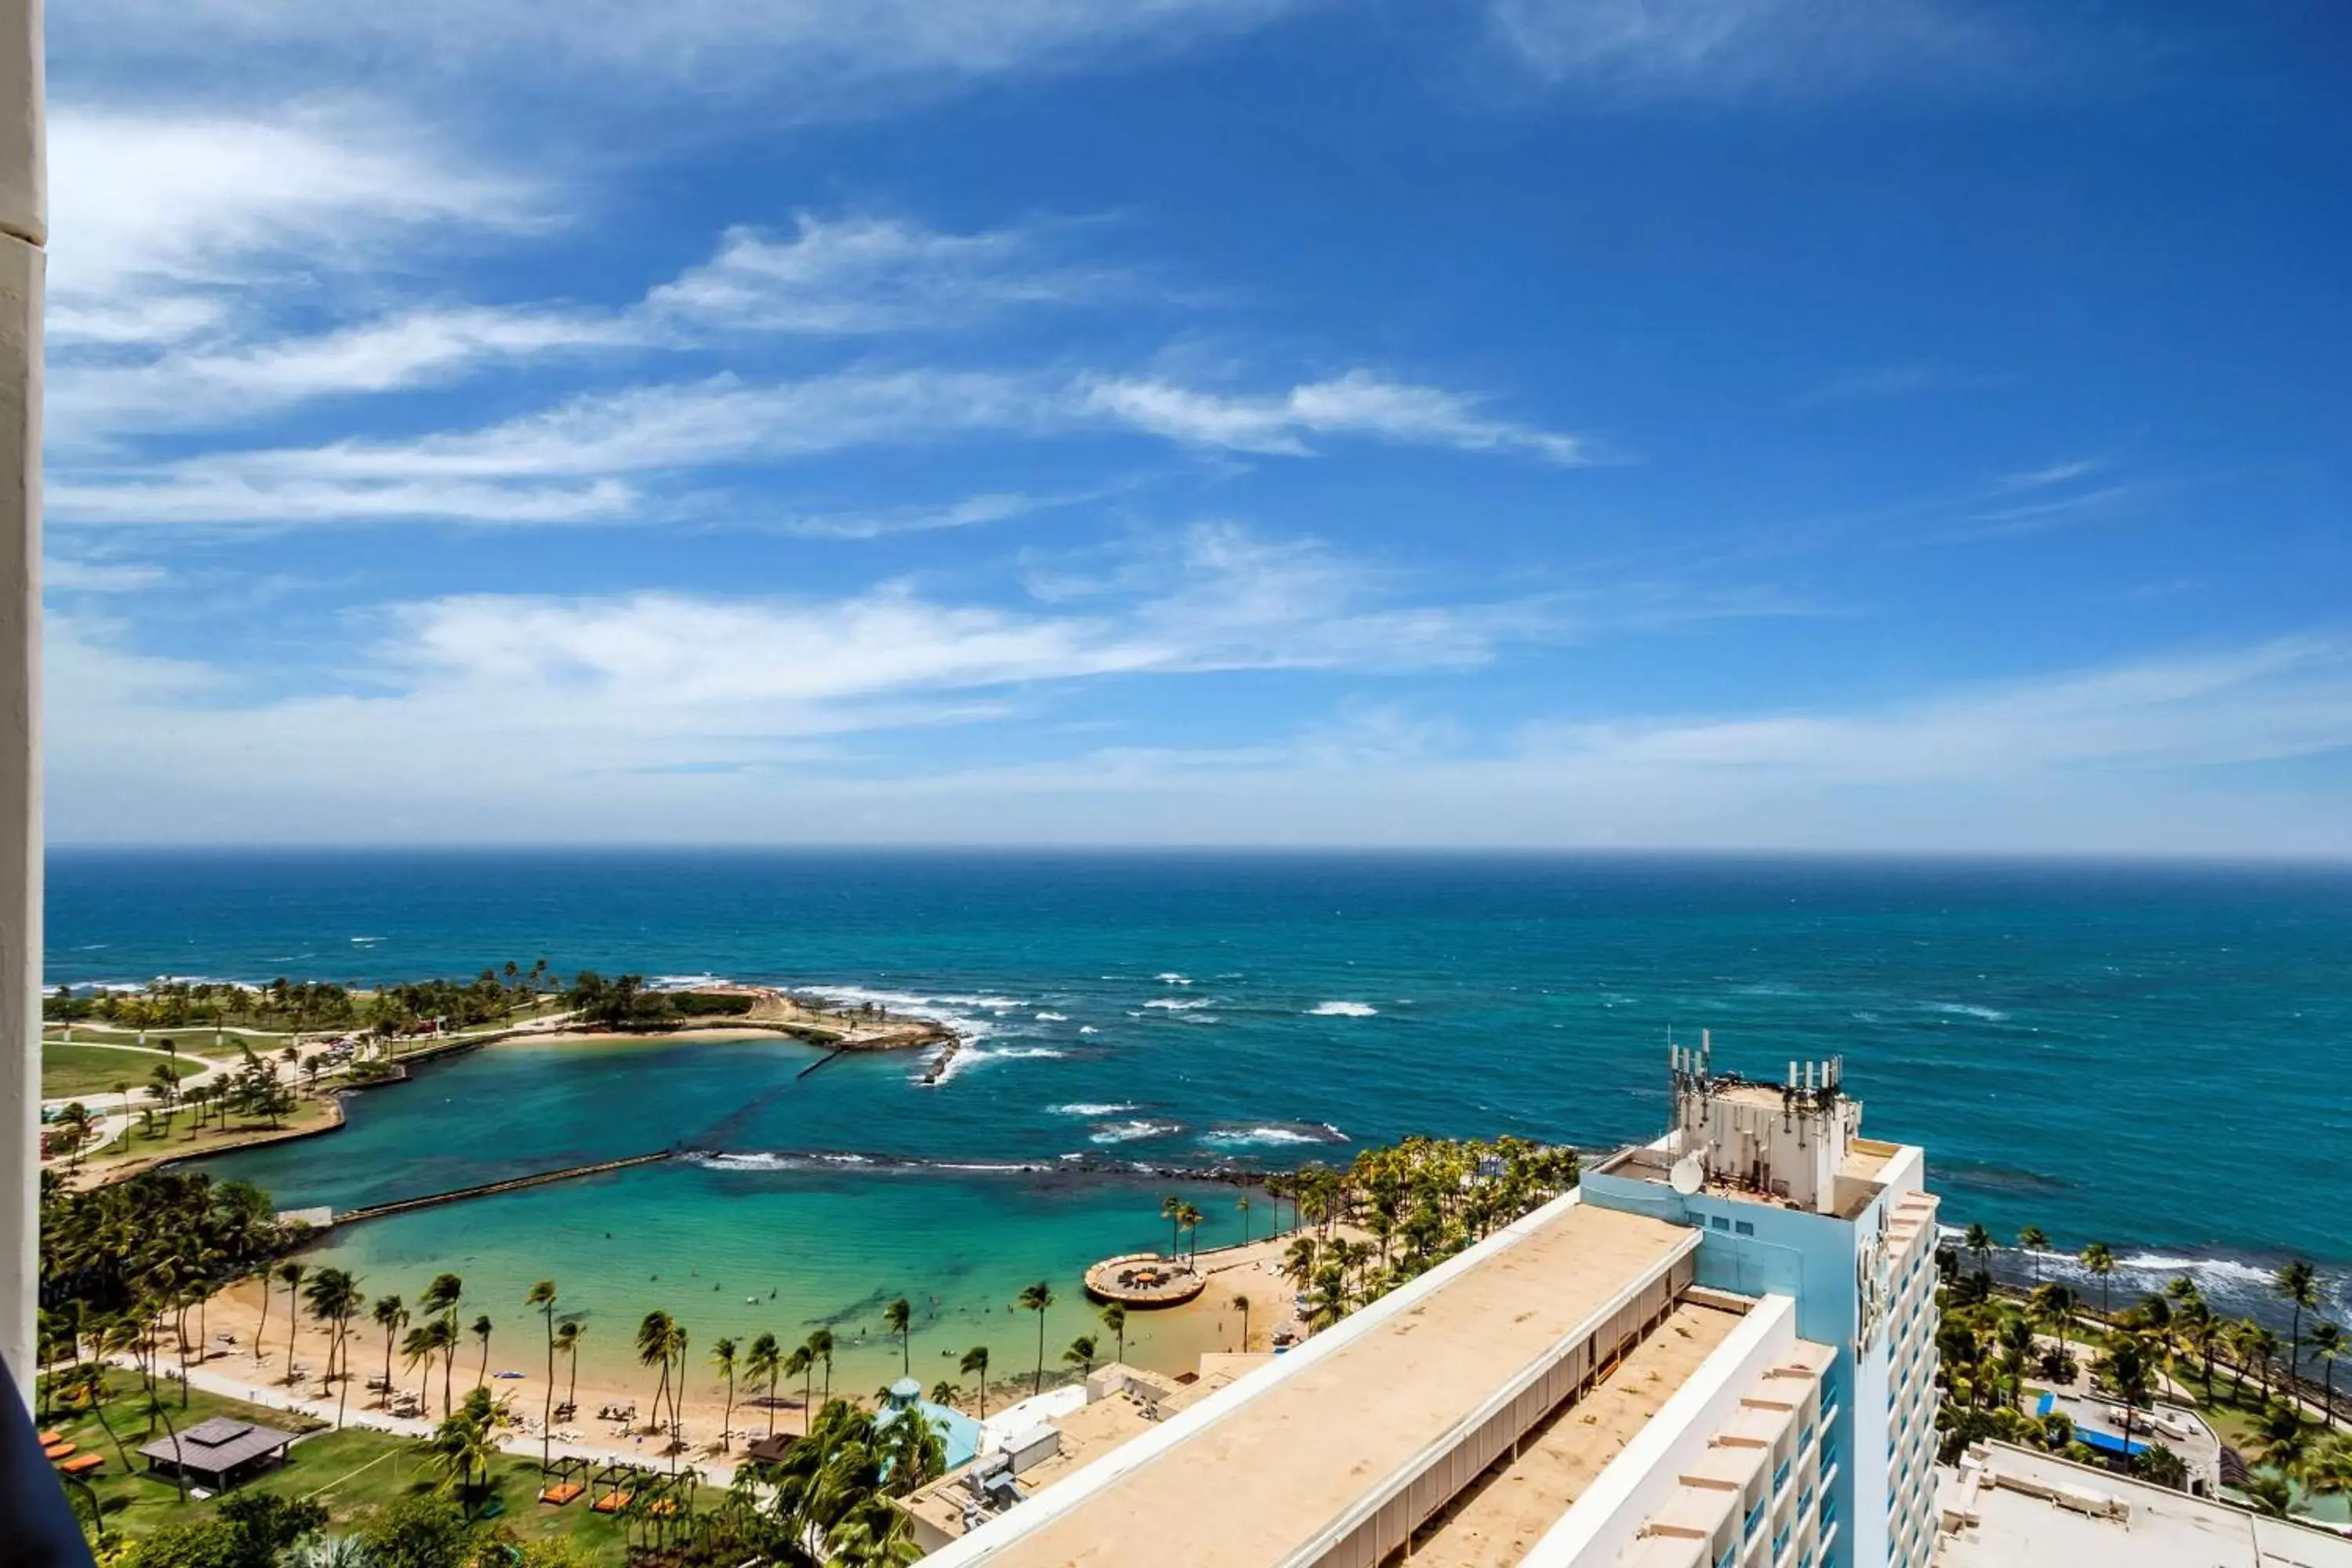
xmin=37 ymin=1 xmax=2352 ymax=850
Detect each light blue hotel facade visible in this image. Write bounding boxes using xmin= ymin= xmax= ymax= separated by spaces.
xmin=1578 ymin=1045 xmax=1943 ymax=1568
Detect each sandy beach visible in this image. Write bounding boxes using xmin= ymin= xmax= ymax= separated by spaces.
xmin=190 ymin=1221 xmax=1312 ymax=1467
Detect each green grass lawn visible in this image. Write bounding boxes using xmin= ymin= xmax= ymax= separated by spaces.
xmin=37 ymin=1367 xmax=647 ymax=1561
xmin=40 ymin=1043 xmax=184 ymax=1101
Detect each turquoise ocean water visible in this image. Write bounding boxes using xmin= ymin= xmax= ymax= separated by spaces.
xmin=47 ymin=850 xmax=2352 ymax=1386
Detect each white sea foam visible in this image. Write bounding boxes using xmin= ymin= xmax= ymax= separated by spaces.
xmin=650 ymin=973 xmax=724 ymax=990
xmin=1156 ymin=972 xmax=1192 ymax=985
xmin=1199 ymin=1123 xmax=1348 ymax=1149
xmin=1035 ymin=1011 xmax=1069 ymax=1022
xmin=1145 ymin=998 xmax=1212 ymax=1011
xmin=1309 ymin=1001 xmax=1377 ymax=1018
xmin=1091 ymin=1120 xmax=1182 ymax=1145
xmin=1055 ymin=1102 xmax=1137 ymax=1116
xmin=1925 ymin=1002 xmax=2009 ymax=1022
xmin=350 ymin=935 xmax=384 ymax=944
xmin=1078 ymin=1025 xmax=1099 ymax=1036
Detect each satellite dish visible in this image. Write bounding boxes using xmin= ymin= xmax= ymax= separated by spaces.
xmin=1669 ymin=1156 xmax=1704 ymax=1196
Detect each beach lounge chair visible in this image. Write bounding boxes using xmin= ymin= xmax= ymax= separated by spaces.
xmin=59 ymin=1453 xmax=104 ymax=1475
xmin=42 ymin=1440 xmax=74 ymax=1460
xmin=36 ymin=1429 xmax=62 ymax=1445
xmin=539 ymin=1482 xmax=584 ymax=1506
xmin=590 ymin=1490 xmax=633 ymax=1514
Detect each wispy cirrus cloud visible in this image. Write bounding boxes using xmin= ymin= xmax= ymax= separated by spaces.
xmin=1486 ymin=0 xmax=2027 ymax=100
xmin=1795 ymin=361 xmax=2008 ymax=408
xmin=48 ymin=192 xmax=1139 ymax=449
xmin=54 ymin=366 xmax=1591 ymax=527
xmin=44 ymin=520 xmax=1568 ymax=837
xmin=53 ymin=0 xmax=1309 ymax=128
xmin=646 ymin=214 xmax=1138 ymax=334
xmin=46 ymin=107 xmax=550 ymax=350
xmin=1077 ymin=369 xmax=1589 ymax=463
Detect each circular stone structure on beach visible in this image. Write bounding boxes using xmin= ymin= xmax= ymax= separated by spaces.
xmin=1083 ymin=1251 xmax=1207 ymax=1308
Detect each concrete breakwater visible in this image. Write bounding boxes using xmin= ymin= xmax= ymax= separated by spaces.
xmin=325 ymin=1151 xmax=676 ymax=1228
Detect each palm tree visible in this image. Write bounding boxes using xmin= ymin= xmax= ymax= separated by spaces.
xmin=274 ymin=1261 xmax=307 ymax=1384
xmin=1234 ymin=1292 xmax=1252 ymax=1352
xmin=1236 ymin=1196 xmax=1252 ymax=1247
xmin=372 ymin=1296 xmax=407 ymax=1410
xmin=2275 ymin=1261 xmax=2321 ymax=1388
xmin=1963 ymin=1223 xmax=1994 ymax=1277
xmin=637 ymin=1310 xmax=678 ymax=1437
xmin=68 ymin=1362 xmax=133 ymax=1473
xmin=711 ymin=1336 xmax=739 ymax=1452
xmin=1161 ymin=1195 xmax=1185 ymax=1261
xmin=959 ymin=1346 xmax=991 ymax=1420
xmin=1020 ymin=1282 xmax=1054 ymax=1396
xmin=431 ymin=1396 xmax=497 ymax=1514
xmin=931 ymin=1381 xmax=960 ymax=1409
xmin=747 ymin=1331 xmax=783 ymax=1437
xmin=1063 ymin=1336 xmax=1097 ymax=1379
xmin=526 ymin=1279 xmax=558 ymax=1469
xmin=419 ymin=1272 xmax=463 ymax=1416
xmin=470 ymin=1315 xmax=493 ymax=1388
xmin=556 ymin=1320 xmax=583 ymax=1417
xmin=303 ymin=1268 xmax=362 ymax=1423
xmin=2098 ymin=1335 xmax=2155 ymax=1461
xmin=2017 ymin=1225 xmax=2050 ymax=1283
xmin=401 ymin=1323 xmax=439 ymax=1411
xmin=808 ymin=1328 xmax=837 ymax=1405
xmin=2079 ymin=1243 xmax=2116 ymax=1323
xmin=2247 ymin=1401 xmax=2315 ymax=1475
xmin=1178 ymin=1203 xmax=1204 ymax=1266
xmin=2310 ymin=1322 xmax=2343 ymax=1428
xmin=1099 ymin=1301 xmax=1127 ymax=1366
xmin=786 ymin=1345 xmax=815 ymax=1421
xmin=885 ymin=1298 xmax=913 ymax=1377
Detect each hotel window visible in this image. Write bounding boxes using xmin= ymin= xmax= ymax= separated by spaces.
xmin=1735 ymin=1219 xmax=1755 ymax=1236
xmin=1712 ymin=1216 xmax=1733 ymax=1231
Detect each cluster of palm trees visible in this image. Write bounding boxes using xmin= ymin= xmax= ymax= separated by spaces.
xmin=37 ymin=1168 xmax=289 ymax=1405
xmin=1944 ymin=1221 xmax=2349 ymax=1515
xmin=1254 ymin=1136 xmax=1581 ymax=1333
xmin=688 ymin=1398 xmax=943 ymax=1566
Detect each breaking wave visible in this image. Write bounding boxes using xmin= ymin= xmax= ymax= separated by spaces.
xmin=1309 ymin=1001 xmax=1377 ymax=1018
xmin=1055 ymin=1102 xmax=1137 ymax=1116
xmin=1145 ymin=998 xmax=1213 ymax=1011
xmin=1091 ymin=1120 xmax=1184 ymax=1145
xmin=1198 ymin=1122 xmax=1349 ymax=1149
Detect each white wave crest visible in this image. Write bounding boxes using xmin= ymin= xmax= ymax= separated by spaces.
xmin=1309 ymin=1001 xmax=1377 ymax=1018
xmin=1078 ymin=1025 xmax=1099 ymax=1035
xmin=1091 ymin=1120 xmax=1182 ymax=1145
xmin=1156 ymin=972 xmax=1192 ymax=985
xmin=1199 ymin=1123 xmax=1348 ymax=1149
xmin=1035 ymin=1011 xmax=1069 ymax=1022
xmin=1055 ymin=1102 xmax=1137 ymax=1116
xmin=1145 ymin=998 xmax=1213 ymax=1011
xmin=1925 ymin=1002 xmax=2009 ymax=1022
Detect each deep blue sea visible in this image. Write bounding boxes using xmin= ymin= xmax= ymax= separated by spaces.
xmin=46 ymin=850 xmax=2352 ymax=1334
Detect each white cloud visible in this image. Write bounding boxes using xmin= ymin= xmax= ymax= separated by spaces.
xmin=43 ymin=558 xmax=169 ymax=593
xmin=1525 ymin=641 xmax=2352 ymax=778
xmin=53 ymin=0 xmax=1305 ymax=126
xmin=1486 ymin=0 xmax=2016 ymax=99
xmin=46 ymin=106 xmax=546 ymax=347
xmin=1079 ymin=369 xmax=1588 ymax=462
xmin=47 ymin=619 xmax=2352 ymax=850
xmin=772 ymin=491 xmax=1096 ymax=541
xmin=648 ymin=213 xmax=1127 ymax=333
xmin=55 ymin=367 xmax=1585 ymax=527
xmin=47 ymin=196 xmax=1149 ymax=452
